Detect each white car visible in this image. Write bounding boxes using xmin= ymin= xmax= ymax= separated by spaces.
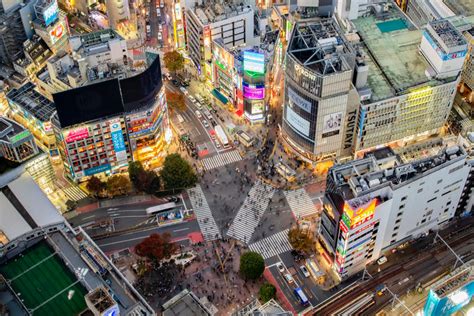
xmin=195 ymin=101 xmax=203 ymax=109
xmin=188 ymin=95 xmax=196 ymax=103
xmin=284 ymin=273 xmax=294 ymax=284
xmin=156 ymin=8 xmax=161 ymax=16
xmin=377 ymin=256 xmax=388 ymax=265
xmin=157 ymin=32 xmax=163 ymax=41
xmin=195 ymin=110 xmax=202 ymax=118
xmin=202 ymin=120 xmax=209 ymax=128
xmin=276 ymin=262 xmax=285 ymax=273
xmin=300 ymin=265 xmax=310 ymax=278
xmin=214 ymin=141 xmax=221 ymax=149
xmin=165 ymin=73 xmax=172 ymax=81
xmin=180 ymin=86 xmax=188 ymax=95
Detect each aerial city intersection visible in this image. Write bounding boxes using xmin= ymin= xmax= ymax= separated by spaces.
xmin=0 ymin=0 xmax=474 ymax=315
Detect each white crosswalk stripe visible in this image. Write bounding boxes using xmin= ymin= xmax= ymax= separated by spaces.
xmin=187 ymin=185 xmax=221 ymax=241
xmin=284 ymin=188 xmax=318 ymax=219
xmin=62 ymin=186 xmax=88 ymax=201
xmin=248 ymin=229 xmax=293 ymax=260
xmin=226 ymin=181 xmax=274 ymax=244
xmin=201 ymin=150 xmax=242 ymax=170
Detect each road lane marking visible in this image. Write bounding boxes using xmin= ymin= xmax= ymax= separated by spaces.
xmin=173 ymin=228 xmax=189 ymax=232
xmin=98 ymin=235 xmax=149 ymax=247
xmin=82 ymin=215 xmax=96 ymax=220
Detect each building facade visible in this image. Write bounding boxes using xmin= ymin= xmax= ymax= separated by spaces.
xmin=318 ymin=145 xmax=470 ymax=279
xmin=281 ymin=19 xmax=358 ymax=162
xmin=0 ymin=116 xmax=38 ymax=162
xmin=6 ymin=82 xmax=57 ymax=157
xmin=185 ymin=1 xmax=258 ymax=78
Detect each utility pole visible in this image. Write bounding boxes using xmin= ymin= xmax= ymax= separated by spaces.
xmin=433 ymin=232 xmax=464 ymax=270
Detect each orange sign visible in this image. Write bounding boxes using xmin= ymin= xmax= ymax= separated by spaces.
xmin=343 ymin=198 xmax=377 ymax=228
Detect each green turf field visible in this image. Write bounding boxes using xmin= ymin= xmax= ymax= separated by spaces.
xmin=0 ymin=242 xmax=87 ymax=316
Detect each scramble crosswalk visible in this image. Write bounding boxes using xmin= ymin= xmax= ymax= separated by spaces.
xmin=248 ymin=229 xmax=293 ymax=260
xmin=62 ymin=186 xmax=88 ymax=202
xmin=226 ymin=181 xmax=274 ymax=244
xmin=201 ymin=150 xmax=242 ymax=170
xmin=187 ymin=185 xmax=221 ymax=241
xmin=284 ymin=188 xmax=318 ymax=219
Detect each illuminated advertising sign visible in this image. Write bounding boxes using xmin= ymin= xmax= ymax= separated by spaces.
xmin=84 ymin=163 xmax=111 ymax=176
xmin=288 ymin=86 xmax=311 ymax=113
xmin=49 ymin=20 xmax=66 ymax=45
xmin=65 ymin=127 xmax=89 ymax=143
xmin=322 ymin=112 xmax=342 ymax=138
xmin=243 ymin=51 xmax=265 ymax=75
xmin=43 ymin=122 xmax=52 ymax=132
xmin=243 ymin=84 xmax=265 ymax=100
xmin=251 ymin=100 xmax=264 ymax=114
xmin=109 ymin=119 xmax=127 ymax=162
xmin=424 ymin=275 xmax=474 ymax=316
xmin=9 ymin=130 xmax=30 ymax=143
xmin=339 ymin=221 xmax=348 ymax=234
xmin=43 ymin=0 xmax=59 ymax=27
xmin=174 ymin=3 xmax=181 ymax=20
xmin=286 ymin=106 xmax=310 ymax=137
xmin=343 ymin=198 xmax=377 ymax=229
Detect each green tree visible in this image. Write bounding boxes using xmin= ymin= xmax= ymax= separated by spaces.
xmin=163 ymin=50 xmax=185 ymax=73
xmin=166 ymin=89 xmax=186 ymax=112
xmin=259 ymin=283 xmax=276 ymax=303
xmin=128 ymin=162 xmax=161 ymax=194
xmin=288 ymin=227 xmax=313 ymax=253
xmin=86 ymin=175 xmax=105 ymax=197
xmin=106 ymin=174 xmax=131 ymax=197
xmin=239 ymin=251 xmax=265 ymax=280
xmin=135 ymin=233 xmax=177 ymax=262
xmin=160 ymin=154 xmax=197 ymax=190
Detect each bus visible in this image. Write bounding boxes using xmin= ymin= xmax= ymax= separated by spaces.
xmin=214 ymin=125 xmax=230 ymax=148
xmin=146 ymin=202 xmax=177 ymax=215
xmin=236 ymin=130 xmax=254 ymax=147
xmin=294 ymin=287 xmax=309 ymax=306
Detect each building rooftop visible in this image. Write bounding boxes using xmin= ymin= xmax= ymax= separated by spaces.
xmin=162 ymin=289 xmax=213 ymax=316
xmin=191 ymin=1 xmax=253 ymax=25
xmin=351 ymin=6 xmax=450 ymax=102
xmin=0 ymin=117 xmax=31 ymax=144
xmin=429 ymin=19 xmax=467 ymax=49
xmin=444 ymin=0 xmax=474 ymax=17
xmin=70 ymin=29 xmax=124 ymax=57
xmin=0 ymin=172 xmax=63 ymax=242
xmin=6 ymin=82 xmax=56 ymax=122
xmin=329 ymin=143 xmax=466 ymax=202
xmin=287 ymin=18 xmax=355 ymax=76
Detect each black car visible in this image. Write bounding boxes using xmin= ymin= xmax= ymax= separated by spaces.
xmin=171 ymin=79 xmax=179 ymax=86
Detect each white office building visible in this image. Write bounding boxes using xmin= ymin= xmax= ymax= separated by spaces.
xmin=185 ymin=0 xmax=258 ymax=78
xmin=347 ymin=7 xmax=468 ymax=155
xmin=318 ymin=145 xmax=471 ymax=278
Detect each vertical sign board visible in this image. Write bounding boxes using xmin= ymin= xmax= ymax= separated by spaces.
xmin=109 ymin=119 xmax=128 ymax=163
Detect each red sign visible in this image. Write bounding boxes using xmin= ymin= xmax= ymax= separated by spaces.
xmin=351 ymin=214 xmax=374 ymax=229
xmin=339 ymin=221 xmax=348 ymax=234
xmin=65 ymin=127 xmax=89 ymax=143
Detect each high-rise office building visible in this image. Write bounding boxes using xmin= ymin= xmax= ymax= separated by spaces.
xmin=318 ymin=144 xmax=471 ymax=279
xmin=281 ymin=18 xmax=359 ymax=162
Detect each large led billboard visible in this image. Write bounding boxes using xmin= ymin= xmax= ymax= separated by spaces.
xmin=43 ymin=0 xmax=59 ymax=27
xmin=243 ymin=83 xmax=265 ymax=100
xmin=243 ymin=51 xmax=265 ymax=75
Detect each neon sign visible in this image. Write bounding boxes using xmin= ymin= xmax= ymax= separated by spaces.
xmin=343 ymin=198 xmax=378 ymax=229
xmin=65 ymin=127 xmax=89 ymax=143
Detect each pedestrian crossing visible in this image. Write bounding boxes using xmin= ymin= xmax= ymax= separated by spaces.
xmin=227 ymin=181 xmax=274 ymax=244
xmin=248 ymin=229 xmax=293 ymax=260
xmin=201 ymin=150 xmax=242 ymax=171
xmin=62 ymin=186 xmax=88 ymax=201
xmin=187 ymin=185 xmax=222 ymax=241
xmin=284 ymin=188 xmax=318 ymax=219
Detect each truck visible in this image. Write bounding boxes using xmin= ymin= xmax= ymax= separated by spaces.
xmin=214 ymin=125 xmax=229 ymax=148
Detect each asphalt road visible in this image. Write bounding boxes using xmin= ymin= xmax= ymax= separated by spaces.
xmin=95 ymin=219 xmax=200 ymax=253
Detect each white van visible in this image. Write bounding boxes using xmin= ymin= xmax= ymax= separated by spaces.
xmin=195 ymin=110 xmax=202 ymax=118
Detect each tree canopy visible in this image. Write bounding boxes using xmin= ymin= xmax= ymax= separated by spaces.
xmin=160 ymin=154 xmax=197 ymax=190
xmin=106 ymin=174 xmax=131 ymax=197
xmin=239 ymin=251 xmax=265 ymax=280
xmin=128 ymin=161 xmax=161 ymax=194
xmin=259 ymin=283 xmax=276 ymax=303
xmin=165 ymin=89 xmax=186 ymax=112
xmin=288 ymin=227 xmax=313 ymax=253
xmin=163 ymin=50 xmax=185 ymax=73
xmin=135 ymin=233 xmax=177 ymax=262
xmin=86 ymin=175 xmax=105 ymax=197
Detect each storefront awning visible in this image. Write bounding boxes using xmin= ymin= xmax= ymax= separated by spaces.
xmin=211 ymin=89 xmax=229 ymax=105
